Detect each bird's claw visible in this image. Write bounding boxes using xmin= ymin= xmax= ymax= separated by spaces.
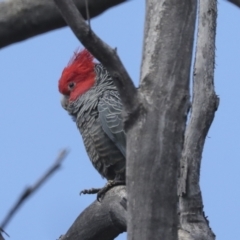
xmin=80 ymin=180 xmax=125 ymax=202
xmin=97 ymin=180 xmax=125 ymax=201
xmin=80 ymin=187 xmax=101 ymax=195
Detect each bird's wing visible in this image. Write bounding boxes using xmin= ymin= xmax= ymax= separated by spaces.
xmin=98 ymin=90 xmax=126 ymax=157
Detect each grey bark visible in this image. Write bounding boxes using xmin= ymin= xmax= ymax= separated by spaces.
xmin=127 ymin=1 xmax=196 ymax=239
xmin=178 ymin=0 xmax=218 ymax=239
xmin=58 ymin=186 xmax=127 ymax=240
xmin=0 ymin=0 xmax=127 ymax=49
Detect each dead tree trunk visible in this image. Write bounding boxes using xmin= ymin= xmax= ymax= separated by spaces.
xmin=127 ymin=0 xmax=196 ymax=239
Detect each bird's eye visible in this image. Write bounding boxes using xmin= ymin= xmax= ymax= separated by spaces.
xmin=68 ymin=82 xmax=75 ymax=90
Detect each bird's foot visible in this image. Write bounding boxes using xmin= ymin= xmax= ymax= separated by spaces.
xmin=80 ymin=180 xmax=125 ymax=202
xmin=97 ymin=180 xmax=125 ymax=201
xmin=80 ymin=187 xmax=102 ymax=195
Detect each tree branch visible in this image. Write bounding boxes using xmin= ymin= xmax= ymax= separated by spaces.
xmin=58 ymin=186 xmax=127 ymax=240
xmin=178 ymin=0 xmax=218 ymax=239
xmin=0 ymin=149 xmax=69 ymax=230
xmin=53 ymin=0 xmax=138 ymax=115
xmin=0 ymin=0 xmax=128 ymax=49
xmin=227 ymin=0 xmax=240 ymax=8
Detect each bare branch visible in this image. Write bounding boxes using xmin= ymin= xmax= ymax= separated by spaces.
xmin=178 ymin=0 xmax=218 ymax=239
xmin=58 ymin=186 xmax=127 ymax=240
xmin=53 ymin=0 xmax=138 ymax=115
xmin=0 ymin=0 xmax=128 ymax=49
xmin=0 ymin=149 xmax=69 ymax=229
xmin=227 ymin=0 xmax=240 ymax=8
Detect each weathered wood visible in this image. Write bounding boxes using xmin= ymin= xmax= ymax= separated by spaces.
xmin=178 ymin=0 xmax=218 ymax=239
xmin=59 ymin=186 xmax=127 ymax=240
xmin=127 ymin=1 xmax=196 ymax=240
xmin=0 ymin=0 xmax=127 ymax=48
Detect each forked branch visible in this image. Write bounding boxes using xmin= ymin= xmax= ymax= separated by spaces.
xmin=178 ymin=0 xmax=218 ymax=239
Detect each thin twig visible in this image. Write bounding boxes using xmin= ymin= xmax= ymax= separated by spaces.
xmin=0 ymin=228 xmax=8 ymax=238
xmin=0 ymin=149 xmax=69 ymax=229
xmin=53 ymin=0 xmax=137 ymax=114
xmin=0 ymin=227 xmax=9 ymax=240
xmin=85 ymin=0 xmax=91 ymax=30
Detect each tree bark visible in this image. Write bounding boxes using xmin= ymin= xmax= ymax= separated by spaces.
xmin=127 ymin=1 xmax=196 ymax=240
xmin=58 ymin=186 xmax=127 ymax=240
xmin=0 ymin=0 xmax=127 ymax=49
xmin=178 ymin=0 xmax=218 ymax=239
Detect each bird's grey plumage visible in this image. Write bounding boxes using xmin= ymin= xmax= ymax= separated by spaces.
xmin=98 ymin=91 xmax=126 ymax=157
xmin=66 ymin=64 xmax=126 ymax=180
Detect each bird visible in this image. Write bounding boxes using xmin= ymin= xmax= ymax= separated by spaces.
xmin=58 ymin=49 xmax=126 ymax=200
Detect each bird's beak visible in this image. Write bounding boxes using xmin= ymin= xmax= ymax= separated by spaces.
xmin=61 ymin=94 xmax=69 ymax=110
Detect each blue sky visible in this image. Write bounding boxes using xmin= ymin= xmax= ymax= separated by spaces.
xmin=0 ymin=1 xmax=239 ymax=239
